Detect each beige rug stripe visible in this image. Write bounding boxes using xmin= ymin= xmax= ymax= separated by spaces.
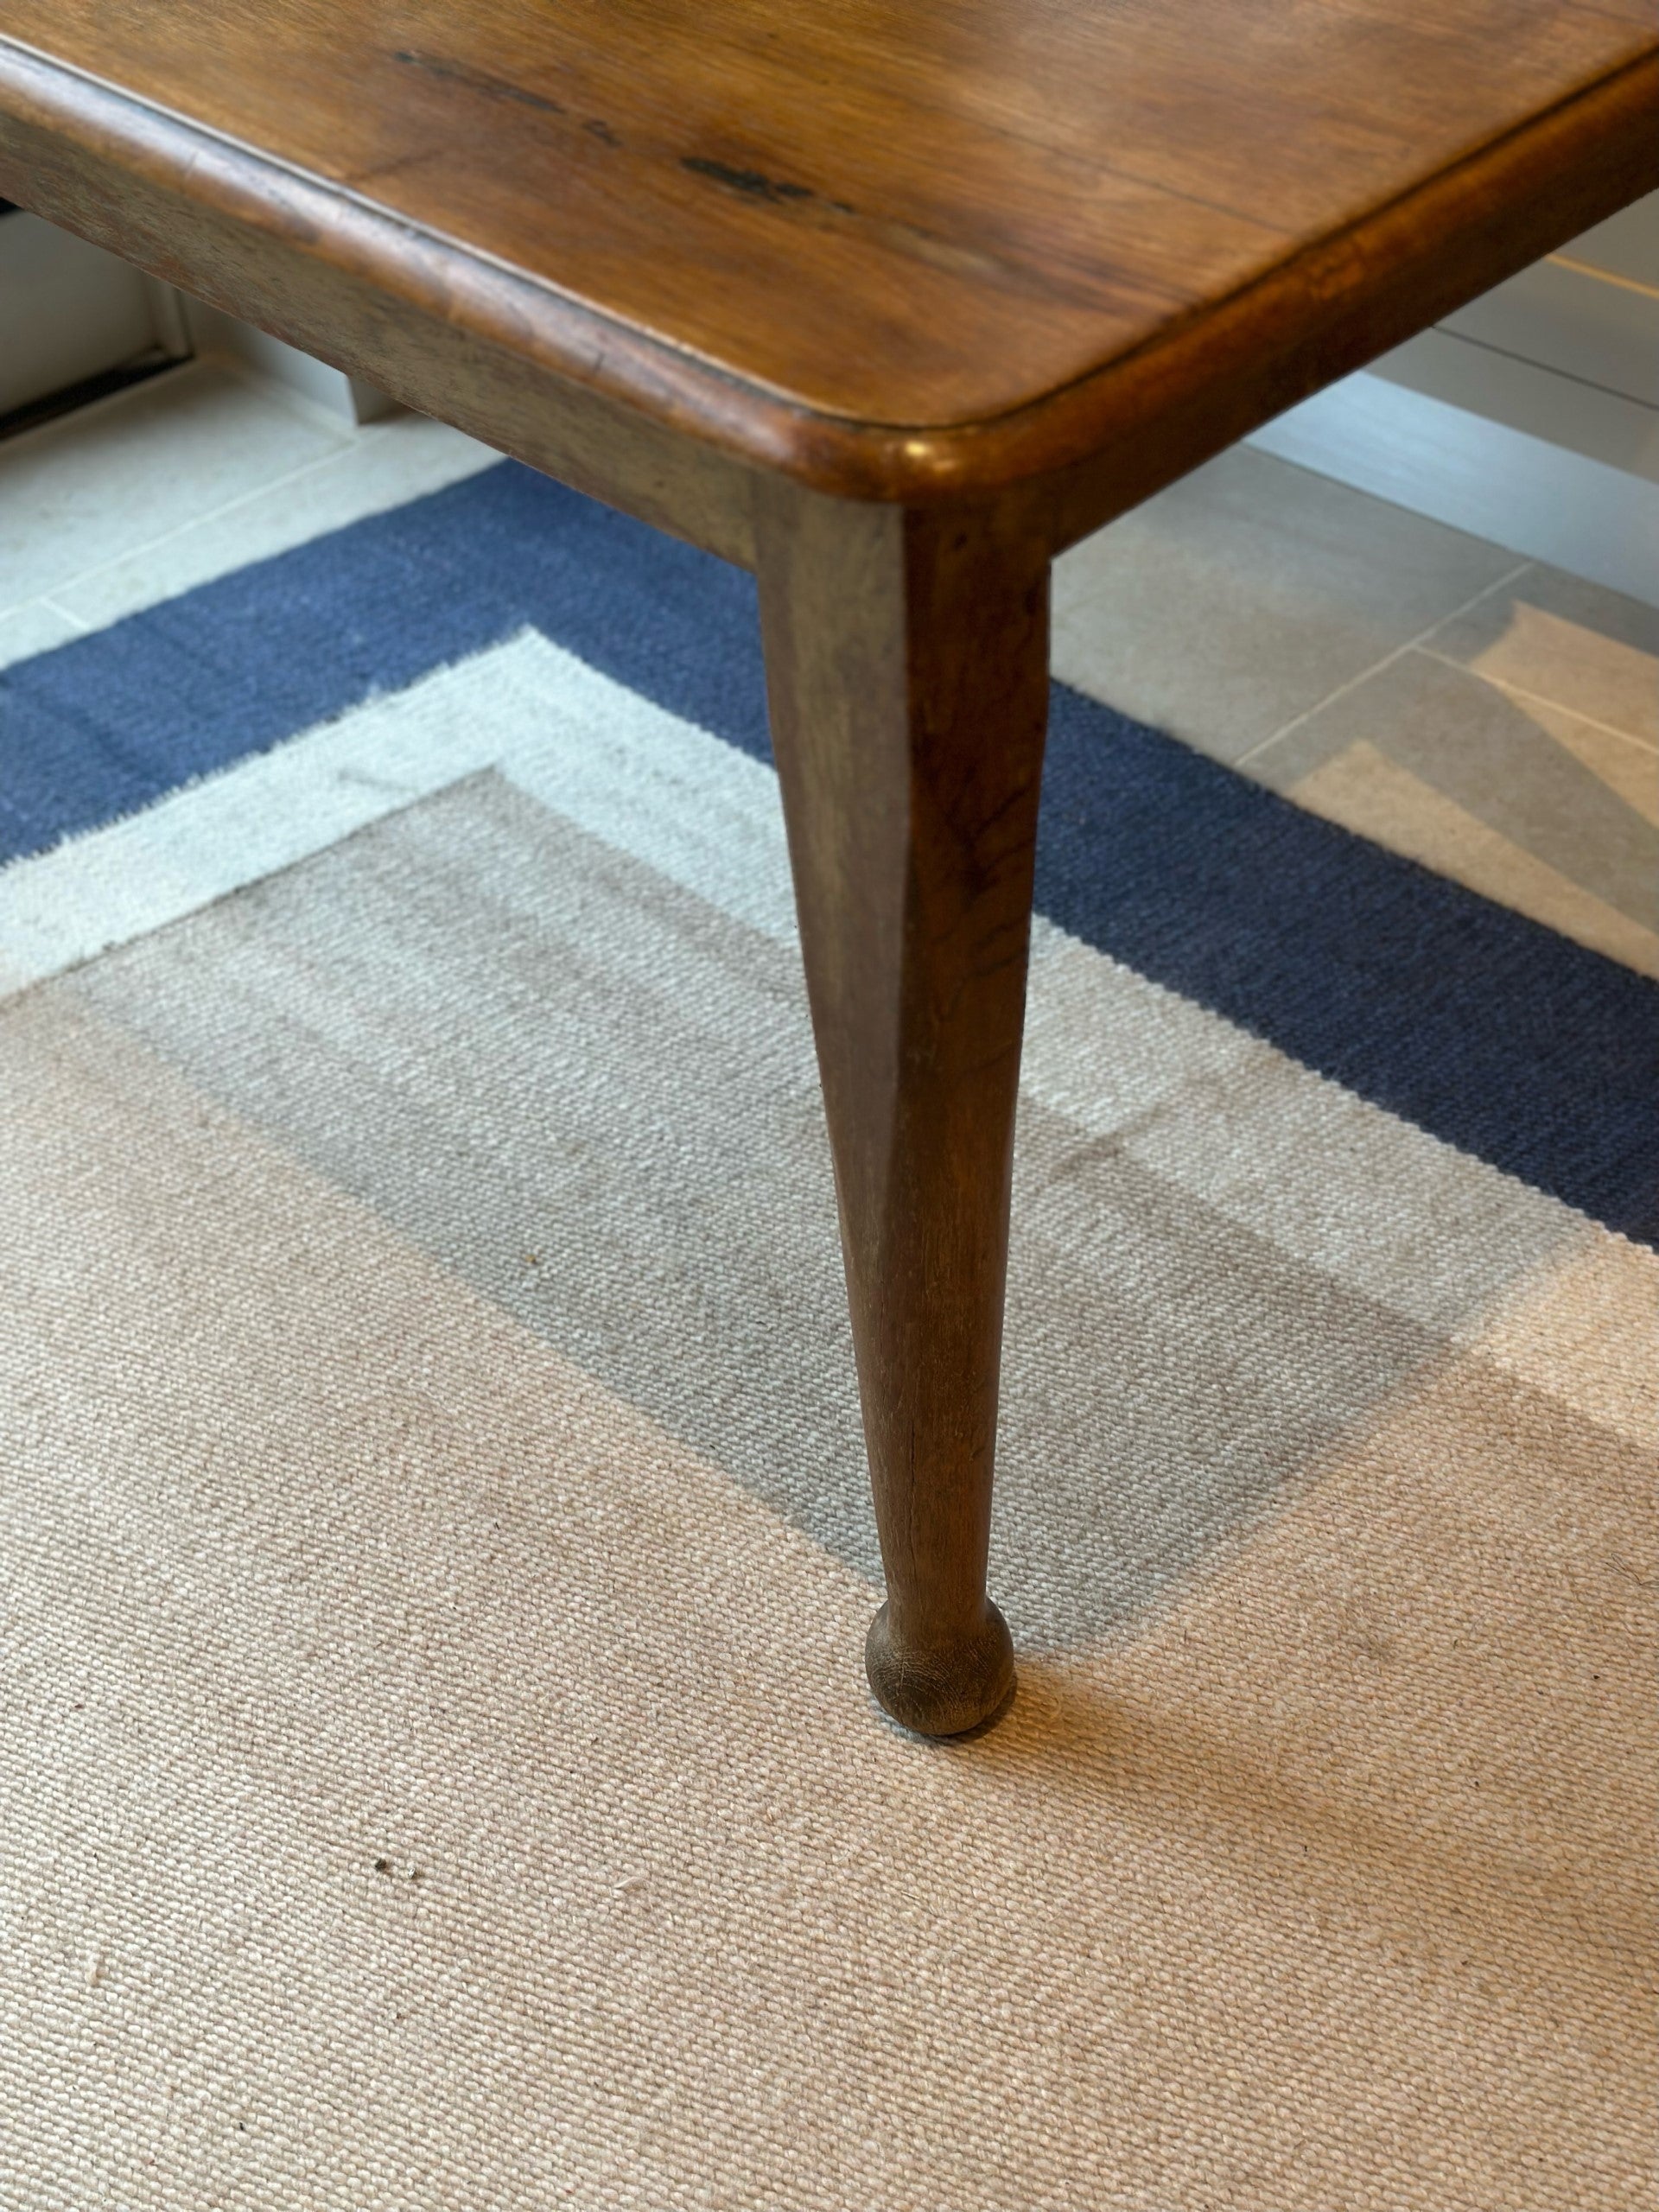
xmin=1 ymin=991 xmax=1651 ymax=2211
xmin=1469 ymin=1230 xmax=1659 ymax=1437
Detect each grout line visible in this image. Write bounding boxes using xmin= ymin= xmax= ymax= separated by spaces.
xmin=1233 ymin=560 xmax=1534 ymax=769
xmin=35 ymin=420 xmax=396 ymax=609
xmin=0 ymin=594 xmax=90 ymax=643
xmin=37 ymin=598 xmax=93 ymax=633
xmin=0 ymin=408 xmax=385 ymax=626
xmin=1414 ymin=650 xmax=1659 ymax=757
xmin=1548 ymin=252 xmax=1659 ymax=306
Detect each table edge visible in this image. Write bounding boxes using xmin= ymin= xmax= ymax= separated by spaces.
xmin=2 ymin=30 xmax=1656 ymax=513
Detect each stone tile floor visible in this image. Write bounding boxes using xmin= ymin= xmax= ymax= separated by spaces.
xmin=5 ymin=358 xmax=1654 ymax=976
xmin=1056 ymin=441 xmax=1657 ymax=976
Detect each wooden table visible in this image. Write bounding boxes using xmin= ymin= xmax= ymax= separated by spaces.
xmin=3 ymin=3 xmax=1654 ymax=1735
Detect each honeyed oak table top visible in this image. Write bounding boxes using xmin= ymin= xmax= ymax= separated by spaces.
xmin=1 ymin=0 xmax=1656 ymax=505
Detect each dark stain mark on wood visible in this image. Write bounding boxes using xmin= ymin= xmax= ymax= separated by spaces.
xmin=681 ymin=154 xmax=1020 ymax=298
xmin=391 ymin=49 xmax=566 ymax=117
xmin=393 ymin=49 xmax=626 ymax=156
xmin=683 ymin=156 xmax=820 ymax=206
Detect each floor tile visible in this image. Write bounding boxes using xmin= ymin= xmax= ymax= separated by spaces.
xmin=1300 ymin=739 xmax=1656 ymax=977
xmin=1052 ymin=445 xmax=1522 ymax=760
xmin=1540 ymin=712 xmax=1659 ymax=828
xmin=1421 ymin=564 xmax=1659 ymax=750
xmin=0 ymin=599 xmax=84 ymax=673
xmin=0 ymin=360 xmax=349 ymax=615
xmin=51 ymin=410 xmax=499 ymax=634
xmin=1249 ymin=649 xmax=1659 ymax=971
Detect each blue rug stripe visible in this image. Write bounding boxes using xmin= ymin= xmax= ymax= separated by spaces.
xmin=0 ymin=466 xmax=766 ymax=860
xmin=3 ymin=461 xmax=1655 ymax=1242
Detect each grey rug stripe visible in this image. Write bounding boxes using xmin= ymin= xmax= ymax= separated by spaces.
xmin=60 ymin=772 xmax=1458 ymax=1649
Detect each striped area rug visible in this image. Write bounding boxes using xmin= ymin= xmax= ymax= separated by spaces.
xmin=2 ymin=459 xmax=1654 ymax=2210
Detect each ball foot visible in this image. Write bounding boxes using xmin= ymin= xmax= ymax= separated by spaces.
xmin=864 ymin=1600 xmax=1015 ymax=1737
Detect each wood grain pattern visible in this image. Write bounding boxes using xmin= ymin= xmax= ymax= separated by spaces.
xmin=756 ymin=486 xmax=1050 ymax=1734
xmin=0 ymin=48 xmax=762 ymax=564
xmin=0 ymin=2 xmax=1655 ymax=508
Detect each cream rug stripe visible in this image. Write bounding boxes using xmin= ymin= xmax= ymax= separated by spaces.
xmin=0 ymin=970 xmax=1649 ymax=2208
xmin=0 ymin=632 xmax=798 ymax=991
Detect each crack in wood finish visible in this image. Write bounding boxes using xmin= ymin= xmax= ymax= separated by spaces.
xmin=2 ymin=1 xmax=1654 ymax=1731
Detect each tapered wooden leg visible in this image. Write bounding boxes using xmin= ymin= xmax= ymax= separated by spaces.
xmin=755 ymin=484 xmax=1051 ymax=1736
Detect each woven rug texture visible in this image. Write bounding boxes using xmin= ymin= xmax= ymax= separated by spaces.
xmin=1 ymin=461 xmax=1655 ymax=2211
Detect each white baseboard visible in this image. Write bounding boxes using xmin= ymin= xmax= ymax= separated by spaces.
xmin=1249 ymin=370 xmax=1659 ymax=610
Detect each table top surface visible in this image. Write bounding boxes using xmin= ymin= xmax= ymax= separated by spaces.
xmin=3 ymin=0 xmax=1656 ymax=485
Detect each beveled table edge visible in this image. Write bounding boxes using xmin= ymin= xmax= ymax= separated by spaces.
xmin=1 ymin=30 xmax=1656 ymax=531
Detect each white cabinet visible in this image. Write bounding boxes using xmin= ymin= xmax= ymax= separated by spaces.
xmin=0 ymin=206 xmax=187 ymax=417
xmin=0 ymin=205 xmax=390 ymax=432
